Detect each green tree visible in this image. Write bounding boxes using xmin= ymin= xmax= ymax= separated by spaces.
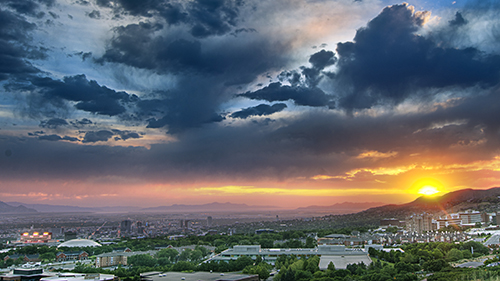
xmin=156 ymin=248 xmax=178 ymax=262
xmin=171 ymin=261 xmax=195 ymax=272
xmin=39 ymin=252 xmax=56 ymax=262
xmin=446 ymin=248 xmax=463 ymax=262
xmin=178 ymin=249 xmax=192 ymax=261
xmin=128 ymin=254 xmax=156 ymax=267
xmin=461 ymin=250 xmax=472 ymax=259
xmin=432 ymin=248 xmax=444 ymax=260
xmin=423 ymin=259 xmax=448 ymax=272
xmin=190 ymin=249 xmax=203 ymax=262
xmin=194 ymin=245 xmax=210 ymax=257
xmin=327 ymin=261 xmax=335 ymax=271
xmin=305 ymin=237 xmax=316 ymax=248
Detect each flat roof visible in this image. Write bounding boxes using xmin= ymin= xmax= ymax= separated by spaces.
xmin=319 ymin=255 xmax=372 ymax=270
xmin=143 ymin=272 xmax=258 ymax=281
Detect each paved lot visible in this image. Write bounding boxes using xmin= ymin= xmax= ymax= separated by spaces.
xmin=456 ymin=261 xmax=485 ymax=268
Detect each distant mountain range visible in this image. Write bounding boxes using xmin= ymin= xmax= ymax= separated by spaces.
xmin=141 ymin=202 xmax=281 ymax=212
xmin=6 ymin=202 xmax=142 ymax=213
xmin=6 ymin=187 xmax=499 ymax=215
xmin=0 ymin=201 xmax=37 ymax=213
xmin=3 ymin=201 xmax=383 ymax=214
xmin=296 ymin=202 xmax=385 ymax=214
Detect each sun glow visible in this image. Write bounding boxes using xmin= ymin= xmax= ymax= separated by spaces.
xmin=418 ymin=185 xmax=440 ymax=196
xmin=409 ymin=178 xmax=446 ymax=197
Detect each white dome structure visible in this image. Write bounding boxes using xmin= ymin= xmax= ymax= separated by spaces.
xmin=58 ymin=239 xmax=102 ymax=248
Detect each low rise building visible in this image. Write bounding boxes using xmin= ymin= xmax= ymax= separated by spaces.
xmin=55 ymin=251 xmax=88 ymax=262
xmin=140 ymin=271 xmax=258 ymax=281
xmin=211 ymin=245 xmax=372 ymax=269
xmin=0 ymin=268 xmax=51 ymax=281
xmin=95 ymin=251 xmax=156 ymax=268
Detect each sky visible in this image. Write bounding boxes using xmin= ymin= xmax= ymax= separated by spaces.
xmin=1 ymin=0 xmax=500 ymax=208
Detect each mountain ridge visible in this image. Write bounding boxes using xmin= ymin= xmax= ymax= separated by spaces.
xmin=356 ymin=187 xmax=500 ymax=219
xmin=0 ymin=201 xmax=37 ymax=213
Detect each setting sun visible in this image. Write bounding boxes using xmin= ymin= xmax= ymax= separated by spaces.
xmin=409 ymin=178 xmax=446 ymax=197
xmin=418 ymin=185 xmax=440 ymax=196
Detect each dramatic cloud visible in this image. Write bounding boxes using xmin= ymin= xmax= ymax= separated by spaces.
xmin=39 ymin=118 xmax=68 ymax=128
xmin=26 ymin=75 xmax=136 ymax=117
xmin=230 ymin=103 xmax=287 ymax=119
xmin=334 ymin=3 xmax=500 ymax=109
xmin=95 ymin=0 xmax=241 ymax=38
xmin=239 ymin=82 xmax=333 ymax=107
xmin=0 ymin=9 xmax=41 ymax=81
xmin=1 ymin=0 xmax=500 ymax=207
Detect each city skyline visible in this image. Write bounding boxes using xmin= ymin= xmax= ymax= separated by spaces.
xmin=1 ymin=0 xmax=500 ymax=208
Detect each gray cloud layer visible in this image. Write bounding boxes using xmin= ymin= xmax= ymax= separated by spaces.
xmin=1 ymin=0 xmax=500 ymax=185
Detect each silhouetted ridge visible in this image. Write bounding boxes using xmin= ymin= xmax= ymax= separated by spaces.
xmin=0 ymin=201 xmax=37 ymax=213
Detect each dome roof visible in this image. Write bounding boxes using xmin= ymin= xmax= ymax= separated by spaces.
xmin=58 ymin=239 xmax=101 ymax=248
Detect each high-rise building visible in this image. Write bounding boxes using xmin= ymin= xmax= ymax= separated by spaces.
xmin=460 ymin=211 xmax=481 ymax=225
xmin=64 ymin=231 xmax=77 ymax=241
xmin=406 ymin=213 xmax=433 ymax=233
xmin=136 ymin=221 xmax=144 ymax=234
xmin=120 ymin=220 xmax=132 ymax=233
xmin=207 ymin=216 xmax=213 ymax=227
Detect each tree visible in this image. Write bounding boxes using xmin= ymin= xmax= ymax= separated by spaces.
xmin=156 ymin=248 xmax=178 ymax=262
xmin=305 ymin=237 xmax=316 ymax=248
xmin=195 ymin=245 xmax=210 ymax=258
xmin=178 ymin=249 xmax=192 ymax=261
xmin=305 ymin=256 xmax=320 ymax=273
xmin=128 ymin=254 xmax=156 ymax=267
xmin=257 ymin=264 xmax=270 ymax=281
xmin=190 ymin=249 xmax=203 ymax=262
xmin=39 ymin=252 xmax=56 ymax=262
xmin=446 ymin=248 xmax=463 ymax=262
xmin=432 ymin=248 xmax=444 ymax=260
xmin=327 ymin=261 xmax=335 ymax=271
xmin=423 ymin=259 xmax=448 ymax=272
xmin=171 ymin=261 xmax=195 ymax=272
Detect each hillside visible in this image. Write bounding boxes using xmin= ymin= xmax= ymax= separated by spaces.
xmin=356 ymin=187 xmax=500 ymax=220
xmin=320 ymin=187 xmax=500 ymax=229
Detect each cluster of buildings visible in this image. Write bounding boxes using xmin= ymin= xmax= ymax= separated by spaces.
xmin=380 ymin=210 xmax=495 ymax=234
xmin=0 ymin=268 xmax=117 ymax=281
xmin=212 ymin=244 xmax=374 ymax=270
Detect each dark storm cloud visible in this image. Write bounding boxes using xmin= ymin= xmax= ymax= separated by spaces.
xmin=334 ymin=3 xmax=500 ymax=110
xmin=449 ymin=12 xmax=467 ymax=27
xmin=39 ymin=118 xmax=68 ymax=129
xmin=111 ymin=129 xmax=142 ymax=140
xmin=28 ymin=75 xmax=137 ymax=117
xmin=239 ymin=82 xmax=332 ymax=107
xmin=81 ymin=129 xmax=142 ymax=143
xmin=1 ymin=0 xmax=54 ymax=17
xmin=0 ymin=9 xmax=41 ymax=81
xmin=87 ymin=10 xmax=101 ymax=19
xmin=82 ymin=130 xmax=114 ymax=143
xmin=230 ymin=103 xmax=287 ymax=119
xmin=38 ymin=134 xmax=79 ymax=142
xmin=70 ymin=118 xmax=93 ymax=128
xmin=96 ymin=13 xmax=288 ymax=132
xmin=308 ymin=49 xmax=336 ymax=70
xmin=95 ymin=0 xmax=241 ymax=38
xmin=2 ymin=88 xmax=500 ymax=182
xmin=301 ymin=49 xmax=337 ymax=87
xmin=187 ymin=0 xmax=240 ymax=38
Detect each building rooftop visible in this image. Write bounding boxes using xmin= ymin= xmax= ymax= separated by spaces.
xmin=141 ymin=272 xmax=258 ymax=281
xmin=57 ymin=239 xmax=101 ymax=248
xmin=319 ymin=255 xmax=372 ymax=270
